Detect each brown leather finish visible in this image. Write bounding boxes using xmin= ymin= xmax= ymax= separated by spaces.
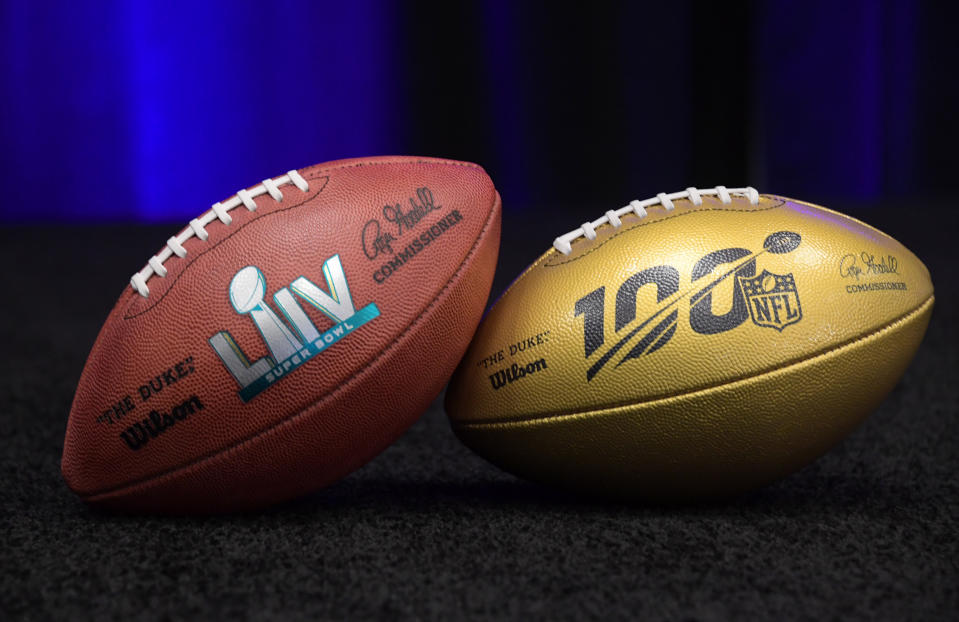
xmin=62 ymin=155 xmax=500 ymax=513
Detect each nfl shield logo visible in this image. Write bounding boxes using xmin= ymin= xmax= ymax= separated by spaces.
xmin=738 ymin=269 xmax=803 ymax=331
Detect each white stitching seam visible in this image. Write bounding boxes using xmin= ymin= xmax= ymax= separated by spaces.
xmin=552 ymin=186 xmax=760 ymax=255
xmin=130 ymin=170 xmax=310 ymax=298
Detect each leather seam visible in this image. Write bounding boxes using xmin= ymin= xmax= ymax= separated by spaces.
xmin=488 ymin=196 xmax=785 ymax=310
xmin=123 ymin=174 xmax=330 ymax=318
xmin=453 ymin=294 xmax=934 ymax=430
xmin=544 ymin=196 xmax=786 ymax=267
xmin=310 ymin=157 xmax=484 ymax=175
xmin=123 ymin=158 xmax=484 ymax=318
xmin=83 ymin=189 xmax=501 ymax=501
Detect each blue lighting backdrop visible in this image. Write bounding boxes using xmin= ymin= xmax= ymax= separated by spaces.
xmin=0 ymin=1 xmax=954 ymax=222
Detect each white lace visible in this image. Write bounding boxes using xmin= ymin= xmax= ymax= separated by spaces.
xmin=552 ymin=186 xmax=760 ymax=255
xmin=130 ymin=170 xmax=310 ymax=297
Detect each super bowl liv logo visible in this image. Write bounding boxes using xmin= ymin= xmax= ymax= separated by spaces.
xmin=209 ymin=254 xmax=380 ymax=402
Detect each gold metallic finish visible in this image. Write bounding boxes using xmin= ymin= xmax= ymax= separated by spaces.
xmin=446 ymin=194 xmax=934 ymax=498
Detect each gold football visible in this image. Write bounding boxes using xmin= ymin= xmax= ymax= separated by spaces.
xmin=445 ymin=187 xmax=934 ymax=499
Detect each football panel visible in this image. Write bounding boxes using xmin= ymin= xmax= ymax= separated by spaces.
xmin=78 ymin=191 xmax=501 ymax=513
xmin=446 ymin=196 xmax=933 ymax=423
xmin=450 ymin=295 xmax=932 ymax=498
xmin=63 ymin=158 xmax=497 ymax=497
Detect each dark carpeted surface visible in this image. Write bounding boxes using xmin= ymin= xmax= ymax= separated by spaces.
xmin=1 ymin=203 xmax=956 ymax=620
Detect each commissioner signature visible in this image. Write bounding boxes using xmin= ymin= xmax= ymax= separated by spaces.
xmin=839 ymin=252 xmax=900 ymax=280
xmin=362 ymin=187 xmax=442 ymax=260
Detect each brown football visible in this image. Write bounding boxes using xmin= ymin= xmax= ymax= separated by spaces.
xmin=62 ymin=155 xmax=501 ymax=513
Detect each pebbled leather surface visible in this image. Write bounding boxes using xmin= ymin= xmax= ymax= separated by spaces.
xmin=62 ymin=155 xmax=501 ymax=513
xmin=446 ymin=194 xmax=934 ymax=497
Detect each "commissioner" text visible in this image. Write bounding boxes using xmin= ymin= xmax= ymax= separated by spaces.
xmin=372 ymin=210 xmax=464 ymax=284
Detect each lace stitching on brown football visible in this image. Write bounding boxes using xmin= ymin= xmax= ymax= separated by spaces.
xmin=129 ymin=170 xmax=311 ymax=298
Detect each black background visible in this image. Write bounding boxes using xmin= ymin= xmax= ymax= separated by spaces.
xmin=398 ymin=2 xmax=959 ymax=207
xmin=2 ymin=2 xmax=958 ymax=620
xmin=1 ymin=205 xmax=956 ymax=620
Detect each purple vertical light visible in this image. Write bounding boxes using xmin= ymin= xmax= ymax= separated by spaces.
xmin=881 ymin=0 xmax=918 ymax=196
xmin=755 ymin=0 xmax=893 ymax=201
xmin=0 ymin=1 xmax=401 ymax=222
xmin=120 ymin=0 xmax=402 ymax=222
xmin=479 ymin=0 xmax=531 ymax=208
xmin=0 ymin=3 xmax=138 ymax=220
